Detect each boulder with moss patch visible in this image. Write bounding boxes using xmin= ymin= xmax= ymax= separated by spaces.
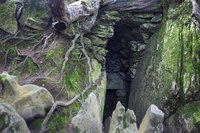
xmin=0 ymin=103 xmax=30 ymax=133
xmin=0 ymin=72 xmax=54 ymax=120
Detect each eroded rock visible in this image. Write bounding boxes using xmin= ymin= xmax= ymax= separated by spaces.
xmin=71 ymin=92 xmax=102 ymax=133
xmin=108 ymin=102 xmax=138 ymax=133
xmin=139 ymin=104 xmax=164 ymax=133
xmin=0 ymin=103 xmax=30 ymax=133
xmin=0 ymin=72 xmax=54 ymax=120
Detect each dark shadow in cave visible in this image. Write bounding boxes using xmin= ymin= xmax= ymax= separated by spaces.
xmin=103 ymin=12 xmax=163 ymax=122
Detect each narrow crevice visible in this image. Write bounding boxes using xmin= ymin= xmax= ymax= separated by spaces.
xmin=103 ymin=12 xmax=163 ymax=122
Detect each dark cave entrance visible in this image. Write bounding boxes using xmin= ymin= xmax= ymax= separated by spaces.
xmin=103 ymin=12 xmax=163 ymax=121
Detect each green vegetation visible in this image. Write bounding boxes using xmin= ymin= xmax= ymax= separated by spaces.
xmin=178 ymin=102 xmax=200 ymax=130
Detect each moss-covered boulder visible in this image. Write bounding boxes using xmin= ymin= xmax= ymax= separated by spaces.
xmin=0 ymin=72 xmax=54 ymax=120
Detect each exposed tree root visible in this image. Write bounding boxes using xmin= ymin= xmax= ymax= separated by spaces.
xmin=42 ymin=33 xmax=53 ymax=50
xmin=4 ymin=50 xmax=9 ymax=69
xmin=40 ymin=33 xmax=93 ymax=133
xmin=60 ymin=33 xmax=80 ymax=82
xmin=31 ymin=34 xmax=49 ymax=51
xmin=9 ymin=56 xmax=28 ymax=72
xmin=1 ymin=36 xmax=30 ymax=44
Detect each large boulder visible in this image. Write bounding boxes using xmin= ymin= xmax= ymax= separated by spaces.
xmin=0 ymin=72 xmax=54 ymax=120
xmin=129 ymin=1 xmax=200 ymax=125
xmin=139 ymin=104 xmax=164 ymax=133
xmin=71 ymin=92 xmax=102 ymax=133
xmin=0 ymin=103 xmax=30 ymax=133
xmin=108 ymin=102 xmax=138 ymax=133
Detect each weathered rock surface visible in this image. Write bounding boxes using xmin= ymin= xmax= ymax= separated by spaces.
xmin=164 ymin=101 xmax=200 ymax=133
xmin=107 ymin=73 xmax=125 ymax=90
xmin=139 ymin=104 xmax=164 ymax=133
xmin=0 ymin=72 xmax=54 ymax=120
xmin=128 ymin=1 xmax=200 ymax=127
xmin=71 ymin=92 xmax=102 ymax=133
xmin=108 ymin=102 xmax=138 ymax=133
xmin=0 ymin=103 xmax=30 ymax=133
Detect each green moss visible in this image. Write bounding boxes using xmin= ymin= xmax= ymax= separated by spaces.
xmin=178 ymin=102 xmax=200 ymax=129
xmin=97 ymin=73 xmax=106 ymax=120
xmin=91 ymin=59 xmax=102 ymax=82
xmin=65 ymin=22 xmax=80 ymax=37
xmin=132 ymin=0 xmax=200 ymax=118
xmin=45 ymin=45 xmax=65 ymax=66
xmin=23 ymin=58 xmax=38 ymax=74
xmin=47 ymin=101 xmax=81 ymax=133
xmin=30 ymin=100 xmax=81 ymax=132
xmin=0 ymin=2 xmax=17 ymax=33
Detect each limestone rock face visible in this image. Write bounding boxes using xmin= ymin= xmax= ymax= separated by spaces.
xmin=139 ymin=104 xmax=164 ymax=133
xmin=0 ymin=103 xmax=30 ymax=133
xmin=108 ymin=102 xmax=138 ymax=133
xmin=71 ymin=92 xmax=102 ymax=133
xmin=0 ymin=72 xmax=54 ymax=120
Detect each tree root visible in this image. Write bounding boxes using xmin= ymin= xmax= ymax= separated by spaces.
xmin=1 ymin=36 xmax=30 ymax=44
xmin=42 ymin=33 xmax=53 ymax=50
xmin=9 ymin=56 xmax=28 ymax=72
xmin=31 ymin=34 xmax=49 ymax=51
xmin=4 ymin=50 xmax=9 ymax=69
xmin=60 ymin=33 xmax=80 ymax=82
xmin=40 ymin=33 xmax=93 ymax=133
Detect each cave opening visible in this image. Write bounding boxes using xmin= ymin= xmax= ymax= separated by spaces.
xmin=103 ymin=12 xmax=163 ymax=122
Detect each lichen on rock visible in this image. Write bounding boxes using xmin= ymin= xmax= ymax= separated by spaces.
xmin=0 ymin=103 xmax=31 ymax=133
xmin=0 ymin=72 xmax=54 ymax=121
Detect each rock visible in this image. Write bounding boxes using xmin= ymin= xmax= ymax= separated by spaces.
xmin=108 ymin=102 xmax=138 ymax=133
xmin=140 ymin=23 xmax=160 ymax=34
xmin=164 ymin=114 xmax=191 ymax=133
xmin=128 ymin=40 xmax=146 ymax=52
xmin=92 ymin=25 xmax=114 ymax=38
xmin=71 ymin=92 xmax=102 ymax=133
xmin=107 ymin=73 xmax=125 ymax=90
xmin=103 ymin=117 xmax=111 ymax=133
xmin=134 ymin=13 xmax=155 ymax=19
xmin=164 ymin=101 xmax=200 ymax=133
xmin=0 ymin=72 xmax=54 ymax=120
xmin=151 ymin=14 xmax=163 ymax=23
xmin=0 ymin=103 xmax=31 ymax=133
xmin=139 ymin=104 xmax=164 ymax=133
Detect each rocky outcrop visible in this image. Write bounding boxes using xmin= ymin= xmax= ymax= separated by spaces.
xmin=139 ymin=104 xmax=164 ymax=133
xmin=104 ymin=11 xmax=163 ymax=121
xmin=107 ymin=102 xmax=138 ymax=133
xmin=0 ymin=72 xmax=54 ymax=120
xmin=0 ymin=103 xmax=30 ymax=133
xmin=164 ymin=101 xmax=200 ymax=133
xmin=0 ymin=0 xmax=199 ymax=132
xmin=71 ymin=92 xmax=102 ymax=133
xmin=129 ymin=0 xmax=200 ymax=126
